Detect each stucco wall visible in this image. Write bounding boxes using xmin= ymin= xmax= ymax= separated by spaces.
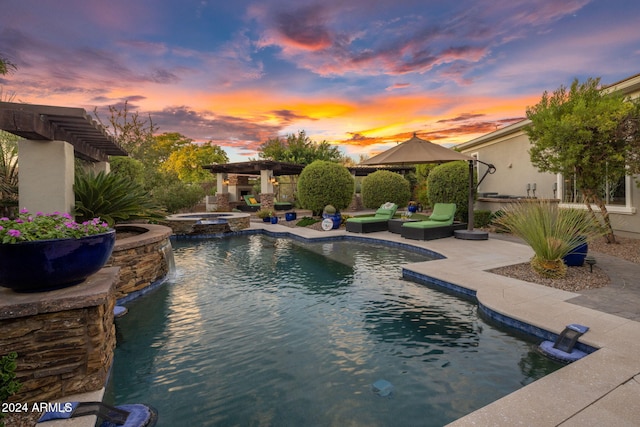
xmin=471 ymin=132 xmax=557 ymax=199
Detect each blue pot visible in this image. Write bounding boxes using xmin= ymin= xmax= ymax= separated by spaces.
xmin=262 ymin=217 xmax=271 ymax=222
xmin=408 ymin=205 xmax=417 ymax=213
xmin=563 ymin=241 xmax=588 ymax=267
xmin=270 ymin=216 xmax=278 ymax=224
xmin=0 ymin=230 xmax=116 ymax=292
xmin=285 ymin=212 xmax=297 ymax=221
xmin=322 ymin=213 xmax=342 ymax=229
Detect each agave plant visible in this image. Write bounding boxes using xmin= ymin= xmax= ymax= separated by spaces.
xmin=74 ymin=170 xmax=166 ymax=226
xmin=495 ymin=201 xmax=604 ymax=278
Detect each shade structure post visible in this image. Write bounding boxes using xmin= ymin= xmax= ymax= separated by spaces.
xmin=467 ymin=160 xmax=474 ymax=231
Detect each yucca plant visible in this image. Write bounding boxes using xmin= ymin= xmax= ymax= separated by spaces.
xmin=495 ymin=201 xmax=604 ymax=278
xmin=74 ymin=170 xmax=166 ymax=226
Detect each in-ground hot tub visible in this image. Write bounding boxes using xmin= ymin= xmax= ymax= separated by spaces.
xmin=164 ymin=212 xmax=251 ymax=235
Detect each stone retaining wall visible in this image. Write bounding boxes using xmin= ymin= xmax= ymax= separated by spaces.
xmin=0 ymin=268 xmax=119 ymax=403
xmin=107 ymin=224 xmax=173 ymax=300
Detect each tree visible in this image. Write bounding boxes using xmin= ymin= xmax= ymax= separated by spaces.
xmin=94 ymin=104 xmax=228 ymax=212
xmin=0 ymin=53 xmax=16 ymax=75
xmin=525 ymin=77 xmax=640 ymax=243
xmin=259 ymin=130 xmax=343 ymax=164
xmin=149 ymin=132 xmax=193 ymax=167
xmin=94 ymin=101 xmax=158 ymax=160
xmin=161 ymin=142 xmax=229 ymax=183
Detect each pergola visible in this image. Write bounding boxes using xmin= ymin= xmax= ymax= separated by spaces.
xmin=203 ymin=160 xmax=305 ymax=210
xmin=0 ymin=102 xmax=127 ymax=214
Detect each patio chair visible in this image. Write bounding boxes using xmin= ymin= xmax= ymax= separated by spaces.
xmin=401 ymin=203 xmax=465 ymax=240
xmin=346 ymin=202 xmax=398 ymax=233
xmin=240 ymin=194 xmax=261 ymax=212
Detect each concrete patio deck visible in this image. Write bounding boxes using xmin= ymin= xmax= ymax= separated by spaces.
xmin=251 ymin=220 xmax=640 ymax=426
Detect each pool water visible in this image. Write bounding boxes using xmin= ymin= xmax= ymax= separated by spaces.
xmin=105 ymin=235 xmax=561 ymax=426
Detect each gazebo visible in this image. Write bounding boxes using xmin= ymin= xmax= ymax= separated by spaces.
xmin=0 ymin=102 xmax=127 ymax=214
xmin=203 ymin=160 xmax=305 ymax=211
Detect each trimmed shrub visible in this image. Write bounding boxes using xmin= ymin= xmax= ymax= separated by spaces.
xmin=361 ymin=170 xmax=411 ymax=209
xmin=473 ymin=210 xmax=493 ymax=228
xmin=426 ymin=161 xmax=473 ymax=221
xmin=297 ymin=161 xmax=354 ymax=214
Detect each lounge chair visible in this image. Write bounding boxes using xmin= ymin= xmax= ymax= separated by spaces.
xmin=401 ymin=203 xmax=466 ymax=240
xmin=240 ymin=194 xmax=261 ymax=212
xmin=346 ymin=202 xmax=398 ymax=233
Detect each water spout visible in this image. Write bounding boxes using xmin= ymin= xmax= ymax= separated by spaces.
xmin=159 ymin=240 xmax=176 ymax=279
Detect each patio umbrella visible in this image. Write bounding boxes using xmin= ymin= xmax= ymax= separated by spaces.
xmin=361 ymin=133 xmax=487 ymax=239
xmin=361 ymin=133 xmax=472 ymax=165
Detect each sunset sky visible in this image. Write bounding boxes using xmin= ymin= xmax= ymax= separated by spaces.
xmin=1 ymin=0 xmax=639 ymax=162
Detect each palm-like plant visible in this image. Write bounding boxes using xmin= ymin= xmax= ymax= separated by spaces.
xmin=495 ymin=201 xmax=604 ymax=278
xmin=0 ymin=132 xmax=19 ymax=217
xmin=74 ymin=170 xmax=165 ymax=226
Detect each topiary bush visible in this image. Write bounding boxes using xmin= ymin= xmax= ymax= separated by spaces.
xmin=297 ymin=161 xmax=354 ymax=214
xmin=426 ymin=161 xmax=473 ymax=222
xmin=361 ymin=170 xmax=411 ymax=209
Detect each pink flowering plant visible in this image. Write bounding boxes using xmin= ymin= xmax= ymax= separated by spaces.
xmin=0 ymin=209 xmax=110 ymax=244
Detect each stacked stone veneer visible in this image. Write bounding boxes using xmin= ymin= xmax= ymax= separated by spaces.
xmin=106 ymin=224 xmax=173 ymax=300
xmin=164 ymin=213 xmax=250 ymax=236
xmin=0 ymin=268 xmax=119 ymax=403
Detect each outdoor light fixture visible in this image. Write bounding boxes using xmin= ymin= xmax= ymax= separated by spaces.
xmin=223 ymin=179 xmax=229 ymax=186
xmin=270 ymin=177 xmax=279 ymax=185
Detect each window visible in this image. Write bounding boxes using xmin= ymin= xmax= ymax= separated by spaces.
xmin=562 ymin=173 xmax=626 ymax=206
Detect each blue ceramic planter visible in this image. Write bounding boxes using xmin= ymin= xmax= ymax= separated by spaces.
xmin=322 ymin=213 xmax=342 ymax=229
xmin=285 ymin=212 xmax=297 ymax=221
xmin=0 ymin=230 xmax=116 ymax=292
xmin=270 ymin=216 xmax=278 ymax=224
xmin=563 ymin=241 xmax=588 ymax=267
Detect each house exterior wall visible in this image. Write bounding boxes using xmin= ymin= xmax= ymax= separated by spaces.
xmin=458 ymin=72 xmax=640 ymax=238
xmin=472 ymin=131 xmax=557 ymax=199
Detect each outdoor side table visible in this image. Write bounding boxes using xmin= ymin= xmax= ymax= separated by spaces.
xmin=388 ymin=218 xmax=420 ymax=234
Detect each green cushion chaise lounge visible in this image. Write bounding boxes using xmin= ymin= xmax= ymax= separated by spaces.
xmin=401 ymin=203 xmax=465 ymax=240
xmin=240 ymin=194 xmax=261 ymax=212
xmin=346 ymin=203 xmax=398 ymax=233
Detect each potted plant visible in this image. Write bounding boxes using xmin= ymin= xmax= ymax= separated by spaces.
xmin=0 ymin=210 xmax=115 ymax=292
xmin=322 ymin=204 xmax=341 ymax=229
xmin=257 ymin=209 xmax=274 ymax=222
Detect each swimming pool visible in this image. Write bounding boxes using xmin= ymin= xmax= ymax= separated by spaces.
xmin=105 ymin=235 xmax=561 ymax=426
